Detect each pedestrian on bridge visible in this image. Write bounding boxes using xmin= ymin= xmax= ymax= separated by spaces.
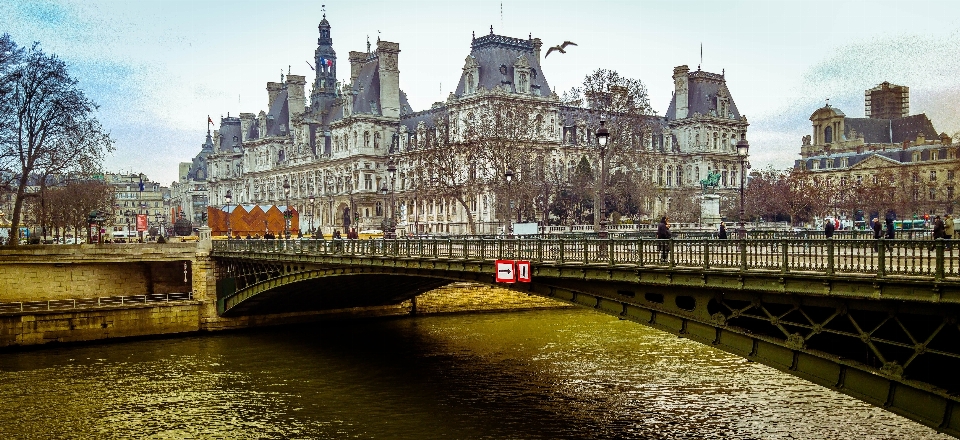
xmin=824 ymin=219 xmax=835 ymax=238
xmin=718 ymin=222 xmax=727 ymax=239
xmin=872 ymin=218 xmax=882 ymax=251
xmin=945 ymin=214 xmax=954 ymax=240
xmin=656 ymin=216 xmax=671 ymax=262
xmin=885 ymin=218 xmax=895 ymax=240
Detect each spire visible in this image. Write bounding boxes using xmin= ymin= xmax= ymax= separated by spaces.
xmin=490 ymin=25 xmax=494 ymax=35
xmin=367 ymin=35 xmax=371 ymax=53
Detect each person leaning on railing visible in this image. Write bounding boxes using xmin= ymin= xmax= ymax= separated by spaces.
xmin=656 ymin=216 xmax=671 ymax=262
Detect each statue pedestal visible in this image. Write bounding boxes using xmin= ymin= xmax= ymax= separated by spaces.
xmin=701 ymin=194 xmax=722 ymax=228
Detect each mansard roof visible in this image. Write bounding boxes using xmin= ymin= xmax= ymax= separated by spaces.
xmin=843 ymin=114 xmax=938 ymax=144
xmin=796 ymin=143 xmax=951 ymax=170
xmin=351 ymin=59 xmax=382 ymax=115
xmin=265 ymin=89 xmax=290 ymax=137
xmin=665 ymin=69 xmax=742 ymax=121
xmin=454 ymin=33 xmax=551 ymax=97
xmin=218 ymin=116 xmax=243 ymax=153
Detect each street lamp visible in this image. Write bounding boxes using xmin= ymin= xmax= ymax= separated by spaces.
xmin=385 ymin=158 xmax=397 ymax=238
xmin=225 ymin=190 xmax=232 ymax=238
xmin=736 ymin=138 xmax=750 ymax=238
xmin=155 ymin=213 xmax=163 ymax=238
xmin=596 ymin=119 xmax=610 ymax=239
xmin=505 ymin=168 xmax=515 ymax=236
xmin=283 ymin=179 xmax=291 ymax=239
xmin=309 ymin=194 xmax=315 ymax=236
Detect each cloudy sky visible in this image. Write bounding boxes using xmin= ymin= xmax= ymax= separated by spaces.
xmin=4 ymin=0 xmax=960 ymax=185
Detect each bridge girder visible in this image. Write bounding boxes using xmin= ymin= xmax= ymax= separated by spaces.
xmin=214 ymin=252 xmax=960 ymax=437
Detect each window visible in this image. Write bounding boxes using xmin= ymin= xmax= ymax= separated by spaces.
xmin=824 ymin=126 xmax=833 ymax=143
xmin=375 ymin=202 xmax=383 ymax=216
xmin=931 ymin=170 xmax=937 ymax=181
xmin=364 ymin=174 xmax=372 ymax=190
xmin=913 ymin=173 xmax=920 ymax=183
xmin=666 ymin=169 xmax=673 ymax=187
xmin=856 ymin=175 xmax=863 ymax=185
xmin=930 ymin=187 xmax=937 ymax=200
xmin=840 ymin=176 xmax=847 ymax=186
xmin=949 ymin=170 xmax=956 ymax=180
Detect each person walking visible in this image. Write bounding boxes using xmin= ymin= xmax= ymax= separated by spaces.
xmin=872 ymin=217 xmax=882 ymax=251
xmin=824 ymin=218 xmax=835 ymax=238
xmin=945 ymin=214 xmax=954 ymax=240
xmin=885 ymin=218 xmax=895 ymax=240
xmin=932 ymin=214 xmax=945 ymax=246
xmin=656 ymin=216 xmax=671 ymax=262
xmin=718 ymin=222 xmax=727 ymax=239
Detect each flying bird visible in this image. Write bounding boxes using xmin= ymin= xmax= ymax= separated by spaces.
xmin=545 ymin=41 xmax=577 ymax=58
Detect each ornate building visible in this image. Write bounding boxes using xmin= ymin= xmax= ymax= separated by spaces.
xmin=796 ymin=83 xmax=958 ymax=217
xmin=190 ymin=14 xmax=751 ymax=235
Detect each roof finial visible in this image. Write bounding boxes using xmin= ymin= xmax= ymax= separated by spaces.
xmin=280 ymin=70 xmax=284 ymax=83
xmin=321 ymin=4 xmax=326 ymax=18
xmin=490 ymin=25 xmax=493 ymax=35
xmin=377 ymin=30 xmax=381 ymax=42
xmin=367 ymin=35 xmax=370 ymax=53
xmin=288 ymin=65 xmax=291 ymax=76
xmin=472 ymin=30 xmax=475 ymax=40
xmin=825 ymin=98 xmax=830 ymax=107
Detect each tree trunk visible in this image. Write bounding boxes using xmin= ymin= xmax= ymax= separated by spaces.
xmin=7 ymin=174 xmax=31 ymax=246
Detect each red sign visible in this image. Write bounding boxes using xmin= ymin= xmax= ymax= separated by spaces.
xmin=136 ymin=214 xmax=148 ymax=232
xmin=495 ymin=260 xmax=516 ymax=283
xmin=516 ymin=260 xmax=531 ymax=283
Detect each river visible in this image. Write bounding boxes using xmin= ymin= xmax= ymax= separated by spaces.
xmin=0 ymin=308 xmax=948 ymax=439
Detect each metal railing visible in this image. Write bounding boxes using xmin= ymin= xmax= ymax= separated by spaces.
xmin=214 ymin=237 xmax=960 ymax=281
xmin=0 ymin=292 xmax=194 ymax=314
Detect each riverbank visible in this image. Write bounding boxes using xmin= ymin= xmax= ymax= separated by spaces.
xmin=0 ymin=283 xmax=568 ymax=348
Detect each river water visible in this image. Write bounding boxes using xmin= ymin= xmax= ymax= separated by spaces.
xmin=0 ymin=308 xmax=949 ymax=439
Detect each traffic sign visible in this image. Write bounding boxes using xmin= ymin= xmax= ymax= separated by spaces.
xmin=495 ymin=259 xmax=515 ymax=283
xmin=516 ymin=260 xmax=531 ymax=282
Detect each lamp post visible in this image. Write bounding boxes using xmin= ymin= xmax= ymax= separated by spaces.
xmin=283 ymin=180 xmax=291 ymax=239
xmin=139 ymin=202 xmax=146 ymax=243
xmin=736 ymin=138 xmax=750 ymax=238
xmin=309 ymin=194 xmax=315 ymax=236
xmin=155 ymin=213 xmax=163 ymax=238
xmin=595 ymin=119 xmax=610 ymax=239
xmin=225 ymin=190 xmax=232 ymax=238
xmin=505 ymin=168 xmax=515 ymax=236
xmin=385 ymin=158 xmax=397 ymax=238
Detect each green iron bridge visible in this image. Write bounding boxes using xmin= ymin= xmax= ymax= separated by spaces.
xmin=212 ymin=237 xmax=960 ymax=437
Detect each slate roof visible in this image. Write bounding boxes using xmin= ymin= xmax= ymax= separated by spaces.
xmin=351 ymin=59 xmax=381 ymax=115
xmin=843 ymin=114 xmax=938 ymax=144
xmin=795 ymin=144 xmax=951 ymax=170
xmin=218 ymin=117 xmax=243 ymax=153
xmin=665 ymin=70 xmax=742 ymax=121
xmin=453 ymin=33 xmax=551 ymax=97
xmin=265 ymin=89 xmax=290 ymax=137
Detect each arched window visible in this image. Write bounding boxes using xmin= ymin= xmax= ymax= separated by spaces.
xmin=374 ymin=132 xmax=381 ymax=149
xmin=824 ymin=126 xmax=833 ymax=143
xmin=364 ymin=131 xmax=370 ymax=148
xmin=676 ymin=165 xmax=682 ymax=186
xmin=713 ymin=132 xmax=718 ymax=149
xmin=376 ymin=201 xmax=383 ymax=216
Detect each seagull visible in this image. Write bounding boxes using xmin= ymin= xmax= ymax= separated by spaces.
xmin=545 ymin=41 xmax=577 ymax=58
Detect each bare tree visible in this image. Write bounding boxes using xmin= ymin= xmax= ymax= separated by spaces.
xmin=561 ymin=69 xmax=658 ymax=226
xmin=46 ymin=180 xmax=114 ymax=241
xmin=0 ymin=38 xmax=113 ymax=245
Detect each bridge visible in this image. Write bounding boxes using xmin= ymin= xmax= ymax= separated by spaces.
xmin=212 ymin=236 xmax=960 ymax=436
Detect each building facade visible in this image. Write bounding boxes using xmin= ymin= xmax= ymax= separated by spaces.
xmin=193 ymin=14 xmax=750 ymax=235
xmin=796 ymin=83 xmax=958 ymax=218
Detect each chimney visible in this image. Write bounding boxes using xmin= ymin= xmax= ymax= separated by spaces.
xmin=239 ymin=113 xmax=255 ymax=141
xmin=672 ymin=65 xmax=690 ymax=119
xmin=266 ymin=82 xmax=283 ymax=107
xmin=286 ymin=74 xmax=307 ymax=120
xmin=532 ymin=37 xmax=542 ymax=60
xmin=377 ymin=40 xmax=401 ymax=119
xmin=349 ymin=51 xmax=365 ymax=84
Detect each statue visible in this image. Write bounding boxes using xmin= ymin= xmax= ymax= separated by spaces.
xmin=802 ymin=135 xmax=811 ymax=146
xmin=699 ymin=171 xmax=722 ymax=191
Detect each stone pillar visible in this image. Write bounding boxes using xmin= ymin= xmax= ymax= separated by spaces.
xmin=701 ymin=194 xmax=721 ymax=228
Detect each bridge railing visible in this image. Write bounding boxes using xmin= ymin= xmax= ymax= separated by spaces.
xmin=215 ymin=237 xmax=958 ymax=280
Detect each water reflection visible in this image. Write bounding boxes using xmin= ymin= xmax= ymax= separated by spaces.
xmin=0 ymin=309 xmax=949 ymax=439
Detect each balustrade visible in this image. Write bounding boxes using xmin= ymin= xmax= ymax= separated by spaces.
xmin=214 ymin=237 xmax=959 ymax=280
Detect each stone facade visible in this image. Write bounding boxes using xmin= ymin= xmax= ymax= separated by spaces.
xmin=190 ymin=15 xmax=750 ymax=234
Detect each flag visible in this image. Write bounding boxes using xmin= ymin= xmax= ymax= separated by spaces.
xmin=208 ymin=116 xmax=213 ymax=126
xmin=326 ymin=59 xmax=333 ymax=67
xmin=138 ymin=175 xmax=145 ymax=192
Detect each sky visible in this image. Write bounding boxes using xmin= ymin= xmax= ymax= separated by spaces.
xmin=4 ymin=0 xmax=960 ymax=185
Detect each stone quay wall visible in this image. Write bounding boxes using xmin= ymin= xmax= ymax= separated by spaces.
xmin=0 ymin=243 xmax=566 ymax=348
xmin=0 ymin=303 xmax=201 ymax=347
